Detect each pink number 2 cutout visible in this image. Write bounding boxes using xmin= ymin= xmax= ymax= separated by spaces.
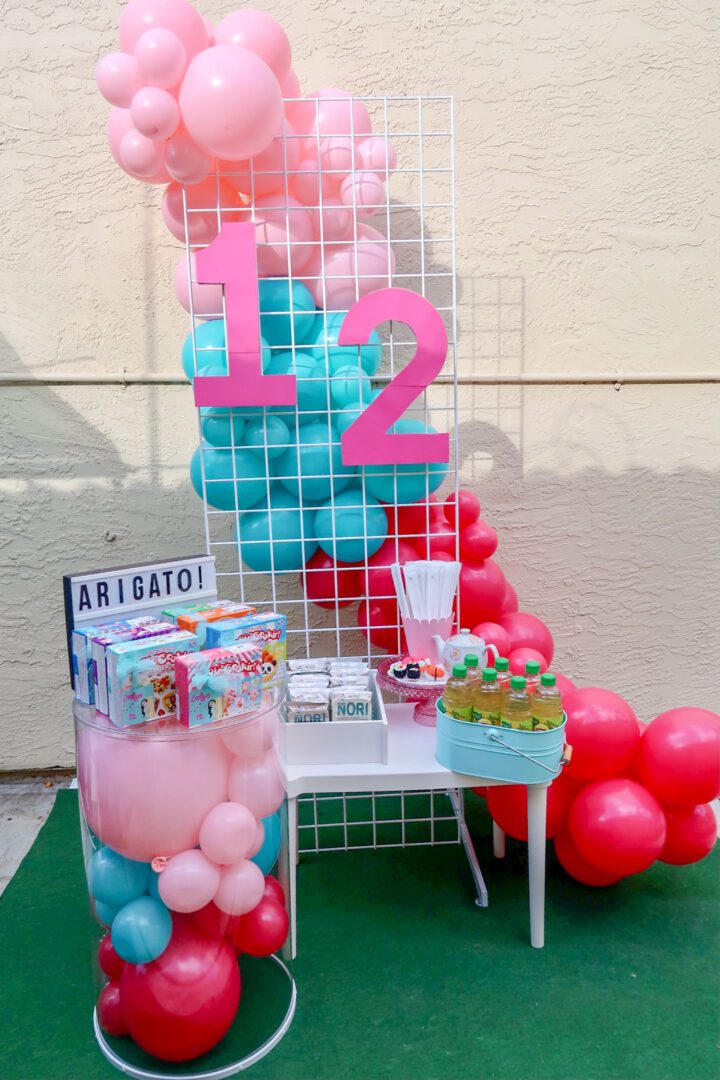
xmin=192 ymin=223 xmax=296 ymax=408
xmin=338 ymin=288 xmax=450 ymax=466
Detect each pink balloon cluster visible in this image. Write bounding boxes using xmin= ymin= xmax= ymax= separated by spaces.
xmin=96 ymin=0 xmax=398 ymax=310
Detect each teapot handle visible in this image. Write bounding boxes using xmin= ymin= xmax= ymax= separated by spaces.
xmin=486 ymin=644 xmax=499 ymax=660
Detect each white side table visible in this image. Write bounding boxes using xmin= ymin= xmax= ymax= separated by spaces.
xmin=280 ymin=704 xmax=549 ymax=955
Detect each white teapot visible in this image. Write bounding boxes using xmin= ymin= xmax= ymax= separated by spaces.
xmin=432 ymin=628 xmax=499 ymax=671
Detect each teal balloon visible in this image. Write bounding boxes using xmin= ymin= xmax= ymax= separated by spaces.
xmin=147 ymin=870 xmax=161 ymax=900
xmin=330 ymin=365 xmax=372 ymax=409
xmin=310 ymin=311 xmax=382 ymax=376
xmin=89 ymin=847 xmax=149 ymax=909
xmin=277 ymin=421 xmax=355 ymax=503
xmin=181 ymin=319 xmax=226 ymax=381
xmin=251 ymin=812 xmax=281 ymax=875
xmin=236 ymin=487 xmax=317 ymax=572
xmin=244 ymin=415 xmax=291 ymax=460
xmin=296 ymin=354 xmax=331 ymax=426
xmin=259 ymin=279 xmax=317 ymax=348
xmin=201 ymin=408 xmax=246 ymax=447
xmin=111 ymin=896 xmax=172 ymax=965
xmin=314 ymin=487 xmax=388 ymax=562
xmin=332 ymin=389 xmax=382 ymax=436
xmin=266 ymin=351 xmax=299 ymax=429
xmin=95 ymin=901 xmax=119 ymax=928
xmin=362 ymin=419 xmax=448 ymax=504
xmin=190 ymin=446 xmax=268 ymax=511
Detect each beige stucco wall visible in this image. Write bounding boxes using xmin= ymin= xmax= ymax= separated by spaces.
xmin=1 ymin=0 xmax=718 ymax=769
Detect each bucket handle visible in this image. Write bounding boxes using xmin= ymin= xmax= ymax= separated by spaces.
xmin=487 ymin=732 xmax=571 ymax=777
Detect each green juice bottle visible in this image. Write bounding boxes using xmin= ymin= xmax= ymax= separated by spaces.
xmin=443 ymin=664 xmax=473 ymax=722
xmin=464 ymin=654 xmax=482 ymax=697
xmin=501 ymin=675 xmax=533 ymax=731
xmin=524 ymin=659 xmax=541 ymax=695
xmin=531 ymin=672 xmax=564 ymax=730
xmin=473 ymin=667 xmax=502 ymax=725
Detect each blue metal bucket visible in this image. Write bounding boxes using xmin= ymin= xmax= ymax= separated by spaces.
xmin=436 ymin=702 xmax=566 ymax=784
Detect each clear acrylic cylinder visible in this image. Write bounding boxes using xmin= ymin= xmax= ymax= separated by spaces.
xmin=74 ymin=689 xmax=295 ymax=1079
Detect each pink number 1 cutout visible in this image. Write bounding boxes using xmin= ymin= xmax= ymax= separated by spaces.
xmin=192 ymin=223 xmax=296 ymax=408
xmin=338 ymin=287 xmax=450 ymax=466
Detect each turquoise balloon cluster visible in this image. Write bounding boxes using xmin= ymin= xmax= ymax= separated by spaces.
xmin=186 ymin=278 xmax=447 ymax=572
xmin=88 ymin=846 xmax=172 ymax=965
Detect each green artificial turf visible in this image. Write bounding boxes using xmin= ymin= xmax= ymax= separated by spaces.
xmin=0 ymin=789 xmax=717 ymax=1080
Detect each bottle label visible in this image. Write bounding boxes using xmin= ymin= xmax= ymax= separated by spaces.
xmin=532 ymin=714 xmax=562 ymax=730
xmin=473 ymin=708 xmax=500 ymax=725
xmin=448 ymin=704 xmax=473 ymax=722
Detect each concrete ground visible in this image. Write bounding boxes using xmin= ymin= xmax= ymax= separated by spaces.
xmin=0 ymin=775 xmax=72 ymax=896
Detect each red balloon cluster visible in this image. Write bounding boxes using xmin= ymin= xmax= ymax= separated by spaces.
xmin=484 ymin=699 xmax=719 ymax=887
xmin=96 ymin=877 xmax=289 ymax=1061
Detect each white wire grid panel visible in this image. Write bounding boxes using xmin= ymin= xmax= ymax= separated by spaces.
xmin=183 ymin=95 xmax=460 ymax=661
xmin=297 ymin=790 xmax=462 ymax=853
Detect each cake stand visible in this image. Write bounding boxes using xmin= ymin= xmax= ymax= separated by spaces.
xmin=375 ymin=656 xmax=446 ymax=727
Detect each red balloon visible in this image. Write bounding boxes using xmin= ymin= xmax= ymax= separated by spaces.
xmin=444 ymin=490 xmax=481 ymax=529
xmin=554 ymin=828 xmax=623 ymax=887
xmin=430 ymin=550 xmax=455 ymax=563
xmin=563 ymin=687 xmax=640 ymax=781
xmin=660 ymin=803 xmax=717 ymax=865
xmin=568 ymin=778 xmax=666 ymax=876
xmin=357 ymin=599 xmax=405 ymax=653
xmin=303 ymin=548 xmax=362 ymax=609
xmin=121 ymin=925 xmax=241 ymax=1062
xmin=193 ymin=901 xmax=242 ymax=948
xmin=386 ymin=494 xmax=443 ymax=542
xmin=98 ymin=982 xmax=128 ymax=1037
xmin=460 ymin=521 xmax=498 ymax=562
xmin=236 ymin=897 xmax=289 ymax=956
xmin=637 ymin=708 xmax=720 ymax=809
xmin=263 ymin=875 xmax=285 ymax=905
xmin=471 ymin=786 xmax=488 ymax=798
xmin=365 ymin=539 xmax=418 ymax=599
xmin=423 ymin=519 xmax=457 ymax=558
xmin=98 ymin=935 xmax=125 ymax=982
xmin=458 ymin=559 xmax=506 ymax=625
xmin=508 ymin=647 xmax=548 ymax=676
xmin=486 ymin=773 xmax=572 ymax=841
xmin=553 ymin=672 xmax=577 ymax=699
xmin=471 ymin=621 xmax=512 ymax=661
xmin=498 ymin=611 xmax=553 ymax=665
xmin=500 ymin=581 xmax=519 ymax=614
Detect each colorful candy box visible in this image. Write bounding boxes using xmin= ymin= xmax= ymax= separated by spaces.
xmin=175 ymin=604 xmax=256 ymax=647
xmin=205 ymin=611 xmax=287 ymax=685
xmin=91 ymin=620 xmax=177 ymax=715
xmin=106 ymin=631 xmax=198 ymax=727
xmin=71 ymin=617 xmax=156 ymax=705
xmin=175 ymin=644 xmax=263 ymax=728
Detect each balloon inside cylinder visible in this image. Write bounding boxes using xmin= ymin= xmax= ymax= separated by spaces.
xmin=78 ymin=0 xmax=720 ymax=1070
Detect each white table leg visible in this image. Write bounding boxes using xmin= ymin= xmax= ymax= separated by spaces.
xmin=492 ymin=821 xmax=506 ymax=858
xmin=527 ymin=783 xmax=548 ymax=949
xmin=281 ymin=795 xmax=298 ymax=961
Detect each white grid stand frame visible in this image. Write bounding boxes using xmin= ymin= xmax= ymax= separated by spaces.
xmin=183 ymin=95 xmax=460 ymax=662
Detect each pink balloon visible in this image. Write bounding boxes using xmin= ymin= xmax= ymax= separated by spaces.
xmin=214 ymin=9 xmax=291 ymax=82
xmin=158 ymin=849 xmax=221 ymax=913
xmin=500 ymin=581 xmax=519 ymax=614
xmin=120 ymin=127 xmax=167 ymax=178
xmin=281 ymin=69 xmax=301 ymax=99
xmin=228 ymin=750 xmax=284 ymax=818
xmin=306 ymin=223 xmax=394 ymax=308
xmin=174 ymin=251 xmax=224 ymax=316
xmin=340 ymin=171 xmax=385 ymax=215
xmin=471 ymin=621 xmax=512 ymax=660
xmin=498 ymin=611 xmax=554 ymax=665
xmin=309 ymin=204 xmax=353 ymax=242
xmin=357 ymin=136 xmax=397 ymax=174
xmin=77 ymin=723 xmax=229 ymax=862
xmin=248 ymin=820 xmax=265 ymax=858
xmin=199 ymin=801 xmax=257 ymax=865
xmin=563 ymin=687 xmax=641 ymax=782
xmin=119 ymin=0 xmax=209 ymax=59
xmin=568 ymin=778 xmax=666 ymax=877
xmin=162 ymin=177 xmax=243 ymax=245
xmin=242 ymin=195 xmax=314 ymax=277
xmin=222 ymin=118 xmax=300 ymax=198
xmin=134 ymin=28 xmax=187 ymax=88
xmin=508 ymin=647 xmax=549 ymax=676
xmin=130 ymin=86 xmax=180 ymax=140
xmin=214 ymin=859 xmax=265 ymax=916
xmin=299 ymin=88 xmax=372 ymax=139
xmin=291 ymin=157 xmax=341 ymax=205
xmin=108 ymin=108 xmax=171 ymax=184
xmin=96 ymin=52 xmax=143 ymax=108
xmin=179 ymin=45 xmax=283 ymax=161
xmin=165 ymin=131 xmax=211 ymax=184
xmin=320 ymin=136 xmax=357 ymax=177
xmin=220 ymin=705 xmax=279 ymax=759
